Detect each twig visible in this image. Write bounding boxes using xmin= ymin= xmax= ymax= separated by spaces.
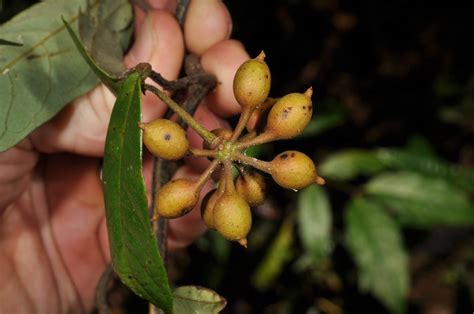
xmin=96 ymin=264 xmax=114 ymax=314
xmin=175 ymin=0 xmax=190 ymax=26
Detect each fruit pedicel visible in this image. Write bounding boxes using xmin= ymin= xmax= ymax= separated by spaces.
xmin=141 ymin=51 xmax=324 ymax=247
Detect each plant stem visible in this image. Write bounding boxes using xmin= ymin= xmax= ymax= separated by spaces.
xmin=223 ymin=160 xmax=236 ymax=193
xmin=236 ymin=131 xmax=276 ymax=150
xmin=190 ymin=148 xmax=217 ymax=158
xmin=231 ymin=108 xmax=252 ymax=141
xmin=233 ymin=152 xmax=272 ymax=174
xmin=196 ymin=159 xmax=220 ymax=191
xmin=144 ymin=84 xmax=217 ymax=144
xmin=96 ymin=264 xmax=113 ymax=314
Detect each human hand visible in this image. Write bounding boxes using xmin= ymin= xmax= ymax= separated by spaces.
xmin=0 ymin=1 xmax=248 ymax=312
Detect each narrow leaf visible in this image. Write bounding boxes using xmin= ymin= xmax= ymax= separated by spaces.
xmin=297 ymin=185 xmax=332 ymax=264
xmin=173 ymin=286 xmax=227 ymax=314
xmin=299 ymin=110 xmax=345 ymax=138
xmin=365 ymin=171 xmax=474 ymax=227
xmin=252 ymin=215 xmax=294 ymax=290
xmin=375 ymin=148 xmax=474 ymax=191
xmin=345 ymin=198 xmax=408 ymax=314
xmin=319 ymin=149 xmax=385 ymax=180
xmin=0 ymin=0 xmax=132 ymax=151
xmin=405 ymin=135 xmax=436 ymax=157
xmin=63 ymin=18 xmax=121 ymax=94
xmin=102 ymin=72 xmax=172 ymax=313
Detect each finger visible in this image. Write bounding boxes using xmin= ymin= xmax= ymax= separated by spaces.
xmin=167 ymin=165 xmax=214 ymax=250
xmin=131 ymin=0 xmax=176 ymax=28
xmin=184 ymin=0 xmax=232 ymax=55
xmin=125 ymin=10 xmax=184 ymax=123
xmin=200 ymin=40 xmax=249 ymax=117
xmin=0 ymin=139 xmax=37 ymax=211
xmin=30 ymin=10 xmax=184 ymax=156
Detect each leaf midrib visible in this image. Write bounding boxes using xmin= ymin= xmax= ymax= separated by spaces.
xmin=113 ymin=77 xmax=171 ymax=308
xmin=0 ymin=0 xmax=100 ymax=73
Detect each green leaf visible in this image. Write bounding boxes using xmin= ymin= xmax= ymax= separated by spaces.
xmin=375 ymin=148 xmax=474 ymax=191
xmin=299 ymin=110 xmax=345 ymax=138
xmin=319 ymin=149 xmax=385 ymax=180
xmin=102 ymin=72 xmax=172 ymax=313
xmin=405 ymin=135 xmax=435 ymax=157
xmin=0 ymin=0 xmax=133 ymax=152
xmin=63 ymin=18 xmax=121 ymax=94
xmin=252 ymin=215 xmax=294 ymax=290
xmin=365 ymin=171 xmax=474 ymax=227
xmin=173 ymin=286 xmax=227 ymax=314
xmin=297 ymin=185 xmax=332 ymax=264
xmin=345 ymin=198 xmax=408 ymax=314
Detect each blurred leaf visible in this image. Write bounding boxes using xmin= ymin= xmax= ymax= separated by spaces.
xmin=345 ymin=198 xmax=408 ymax=314
xmin=365 ymin=172 xmax=474 ymax=227
xmin=209 ymin=230 xmax=231 ymax=264
xmin=252 ymin=215 xmax=295 ymax=290
xmin=433 ymin=76 xmax=463 ymax=98
xmin=375 ymin=149 xmax=474 ymax=191
xmin=297 ymin=185 xmax=332 ymax=264
xmin=319 ymin=149 xmax=385 ymax=180
xmin=0 ymin=38 xmax=22 ymax=46
xmin=405 ymin=135 xmax=435 ymax=157
xmin=102 ymin=72 xmax=172 ymax=313
xmin=300 ymin=111 xmax=346 ymax=138
xmin=0 ymin=0 xmax=133 ymax=152
xmin=247 ymin=219 xmax=277 ymax=252
xmin=79 ymin=0 xmax=133 ymax=76
xmin=173 ymin=286 xmax=226 ymax=314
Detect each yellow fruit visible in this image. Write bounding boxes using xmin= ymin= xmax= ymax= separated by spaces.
xmin=213 ymin=193 xmax=252 ymax=241
xmin=141 ymin=119 xmax=189 ymax=160
xmin=155 ymin=179 xmax=198 ymax=218
xmin=246 ymin=97 xmax=277 ymax=133
xmin=203 ymin=128 xmax=233 ymax=150
xmin=233 ymin=51 xmax=271 ymax=111
xmin=200 ymin=189 xmax=222 ymax=229
xmin=265 ymin=88 xmax=313 ymax=139
xmin=270 ymin=151 xmax=317 ymax=190
xmin=235 ymin=171 xmax=267 ymax=206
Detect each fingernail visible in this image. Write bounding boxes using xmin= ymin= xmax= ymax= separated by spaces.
xmin=131 ymin=13 xmax=156 ymax=62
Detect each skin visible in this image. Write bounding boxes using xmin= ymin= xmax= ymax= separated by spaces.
xmin=0 ymin=1 xmax=248 ymax=313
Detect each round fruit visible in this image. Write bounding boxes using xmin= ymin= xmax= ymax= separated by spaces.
xmin=200 ymin=189 xmax=222 ymax=229
xmin=246 ymin=97 xmax=277 ymax=133
xmin=213 ymin=193 xmax=252 ymax=241
xmin=235 ymin=171 xmax=267 ymax=207
xmin=265 ymin=88 xmax=313 ymax=139
xmin=155 ymin=179 xmax=199 ymax=218
xmin=203 ymin=128 xmax=233 ymax=150
xmin=141 ymin=119 xmax=189 ymax=160
xmin=233 ymin=51 xmax=271 ymax=111
xmin=270 ymin=151 xmax=317 ymax=190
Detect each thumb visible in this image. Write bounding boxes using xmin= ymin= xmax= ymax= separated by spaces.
xmin=124 ymin=9 xmax=185 ymax=124
xmin=31 ymin=10 xmax=184 ymax=156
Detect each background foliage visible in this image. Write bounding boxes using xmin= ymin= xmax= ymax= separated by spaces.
xmin=1 ymin=1 xmax=473 ymax=313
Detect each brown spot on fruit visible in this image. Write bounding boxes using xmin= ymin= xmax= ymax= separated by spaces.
xmin=164 ymin=133 xmax=171 ymax=141
xmin=280 ymin=153 xmax=288 ymax=160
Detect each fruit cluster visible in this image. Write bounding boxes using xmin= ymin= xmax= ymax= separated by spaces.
xmin=140 ymin=52 xmax=323 ymax=247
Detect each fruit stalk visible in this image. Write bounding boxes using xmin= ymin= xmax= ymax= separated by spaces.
xmin=233 ymin=152 xmax=272 ymax=174
xmin=144 ymin=84 xmax=217 ymax=144
xmin=236 ymin=131 xmax=277 ymax=150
